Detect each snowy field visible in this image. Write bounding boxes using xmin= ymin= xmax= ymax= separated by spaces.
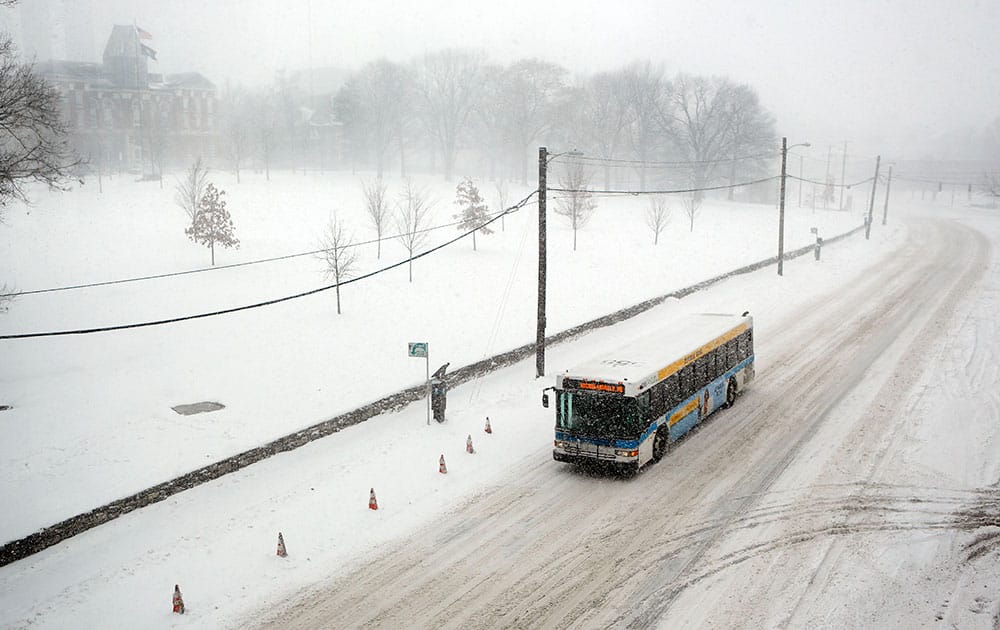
xmin=0 ymin=169 xmax=860 ymax=543
xmin=8 ymin=170 xmax=996 ymax=628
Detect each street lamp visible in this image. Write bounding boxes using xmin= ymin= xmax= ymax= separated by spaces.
xmin=778 ymin=138 xmax=810 ymax=276
xmin=537 ymin=147 xmax=583 ymax=378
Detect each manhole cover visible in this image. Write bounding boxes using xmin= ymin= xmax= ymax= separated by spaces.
xmin=171 ymin=401 xmax=225 ymax=416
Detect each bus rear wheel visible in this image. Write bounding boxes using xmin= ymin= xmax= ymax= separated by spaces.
xmin=652 ymin=427 xmax=669 ymax=462
xmin=723 ymin=379 xmax=737 ymax=409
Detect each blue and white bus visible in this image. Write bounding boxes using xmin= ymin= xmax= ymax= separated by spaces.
xmin=543 ymin=312 xmax=754 ymax=474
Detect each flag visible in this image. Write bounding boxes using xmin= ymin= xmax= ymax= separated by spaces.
xmin=136 ymin=26 xmax=153 ymax=40
xmin=140 ymin=44 xmax=157 ymax=61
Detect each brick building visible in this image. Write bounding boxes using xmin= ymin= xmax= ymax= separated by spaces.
xmin=37 ymin=25 xmax=219 ymax=176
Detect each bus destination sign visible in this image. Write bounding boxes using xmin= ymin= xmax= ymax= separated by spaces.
xmin=564 ymin=379 xmax=625 ymax=394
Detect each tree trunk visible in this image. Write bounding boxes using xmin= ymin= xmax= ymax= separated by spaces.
xmin=727 ymin=151 xmax=737 ymax=201
xmin=335 ymin=283 xmax=342 ymax=315
xmin=210 ymin=238 xmax=216 ymax=266
xmin=472 ymin=229 xmax=477 ymax=251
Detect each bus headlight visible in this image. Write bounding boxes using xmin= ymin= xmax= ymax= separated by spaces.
xmin=615 ymin=449 xmax=638 ymax=458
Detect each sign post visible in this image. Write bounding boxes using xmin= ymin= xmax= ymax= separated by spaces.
xmin=408 ymin=342 xmax=430 ymax=425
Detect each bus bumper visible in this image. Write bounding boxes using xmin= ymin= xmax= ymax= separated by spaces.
xmin=553 ymin=450 xmax=639 ymax=475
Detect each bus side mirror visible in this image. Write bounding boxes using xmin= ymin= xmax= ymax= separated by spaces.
xmin=542 ymin=392 xmax=549 ymax=408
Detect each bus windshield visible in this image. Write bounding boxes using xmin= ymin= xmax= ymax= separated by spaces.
xmin=557 ymin=391 xmax=644 ymax=439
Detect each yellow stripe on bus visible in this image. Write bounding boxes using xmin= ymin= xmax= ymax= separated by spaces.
xmin=656 ymin=322 xmax=748 ymax=382
xmin=668 ymin=399 xmax=699 ymax=426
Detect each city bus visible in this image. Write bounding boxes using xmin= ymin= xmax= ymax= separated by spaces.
xmin=543 ymin=312 xmax=754 ymax=474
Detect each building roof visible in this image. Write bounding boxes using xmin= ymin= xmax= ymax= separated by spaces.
xmin=36 ymin=60 xmax=111 ymax=86
xmin=103 ymin=24 xmax=141 ymax=59
xmin=163 ymin=72 xmax=215 ymax=90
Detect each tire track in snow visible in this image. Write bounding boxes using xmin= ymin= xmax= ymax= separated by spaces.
xmin=252 ymin=219 xmax=988 ymax=630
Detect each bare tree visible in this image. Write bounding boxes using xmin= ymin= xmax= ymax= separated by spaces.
xmin=318 ymin=213 xmax=359 ymax=315
xmin=145 ymin=120 xmax=168 ymax=189
xmin=362 ymin=177 xmax=390 ymax=259
xmin=494 ymin=179 xmax=508 ymax=231
xmin=682 ymin=192 xmax=702 ymax=232
xmin=662 ymin=74 xmax=738 ymax=194
xmin=579 ymin=70 xmax=633 ymax=189
xmin=620 ymin=62 xmax=669 ymax=190
xmin=981 ymin=172 xmax=1000 ymax=200
xmin=722 ymin=83 xmax=776 ymax=199
xmin=255 ymin=91 xmax=277 ymax=181
xmin=495 ymin=58 xmax=567 ymax=184
xmin=554 ymin=162 xmax=597 ymax=251
xmin=0 ymin=34 xmax=81 ymax=218
xmin=394 ymin=178 xmax=433 ymax=282
xmin=336 ymin=59 xmax=411 ymax=178
xmin=473 ymin=63 xmax=507 ymax=181
xmin=228 ymin=122 xmax=249 ymax=183
xmin=412 ymin=49 xmax=485 ymax=181
xmin=186 ymin=182 xmax=239 ymax=266
xmin=174 ymin=157 xmax=208 ymax=222
xmin=645 ymin=196 xmax=671 ymax=244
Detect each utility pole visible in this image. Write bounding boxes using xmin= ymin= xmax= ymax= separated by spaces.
xmin=798 ymin=154 xmax=803 ymax=208
xmin=536 ymin=147 xmax=547 ymax=378
xmin=824 ymin=145 xmax=832 ymax=208
xmin=865 ymin=155 xmax=881 ymax=240
xmin=838 ymin=141 xmax=848 ymax=210
xmin=882 ymin=166 xmax=893 ymax=225
xmin=778 ymin=137 xmax=787 ymax=276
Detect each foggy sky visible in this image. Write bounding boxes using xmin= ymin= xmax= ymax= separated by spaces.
xmin=64 ymin=0 xmax=1000 ymax=160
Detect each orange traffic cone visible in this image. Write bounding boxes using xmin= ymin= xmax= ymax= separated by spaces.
xmin=466 ymin=434 xmax=475 ymax=454
xmin=276 ymin=532 xmax=287 ymax=557
xmin=484 ymin=417 xmax=492 ymax=434
xmin=439 ymin=454 xmax=448 ymax=474
xmin=172 ymin=584 xmax=185 ymax=614
xmin=369 ymin=488 xmax=378 ymax=510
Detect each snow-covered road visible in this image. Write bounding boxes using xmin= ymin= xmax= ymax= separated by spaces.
xmin=255 ymin=213 xmax=1000 ymax=629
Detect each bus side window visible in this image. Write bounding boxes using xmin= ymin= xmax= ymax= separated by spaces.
xmin=726 ymin=339 xmax=738 ymax=367
xmin=747 ymin=330 xmax=754 ymax=355
xmin=709 ymin=349 xmax=720 ymax=380
xmin=694 ymin=356 xmax=707 ymax=389
xmin=638 ymin=391 xmax=651 ymax=420
xmin=679 ymin=365 xmax=693 ymax=397
xmin=664 ymin=375 xmax=680 ymax=409
xmin=649 ymin=383 xmax=663 ymax=416
xmin=737 ymin=334 xmax=748 ymax=361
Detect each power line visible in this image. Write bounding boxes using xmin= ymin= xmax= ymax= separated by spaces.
xmin=786 ymin=174 xmax=874 ymax=189
xmin=893 ymin=174 xmax=983 ymax=185
xmin=0 ymin=191 xmax=538 ymax=340
xmin=1 ymin=204 xmax=523 ymax=299
xmin=554 ymin=151 xmax=780 ymax=168
xmin=547 ymin=175 xmax=780 ymax=197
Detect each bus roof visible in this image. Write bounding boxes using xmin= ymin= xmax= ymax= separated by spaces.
xmin=558 ymin=312 xmax=752 ymax=395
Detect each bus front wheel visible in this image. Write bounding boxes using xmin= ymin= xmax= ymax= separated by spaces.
xmin=723 ymin=379 xmax=737 ymax=409
xmin=652 ymin=427 xmax=669 ymax=462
